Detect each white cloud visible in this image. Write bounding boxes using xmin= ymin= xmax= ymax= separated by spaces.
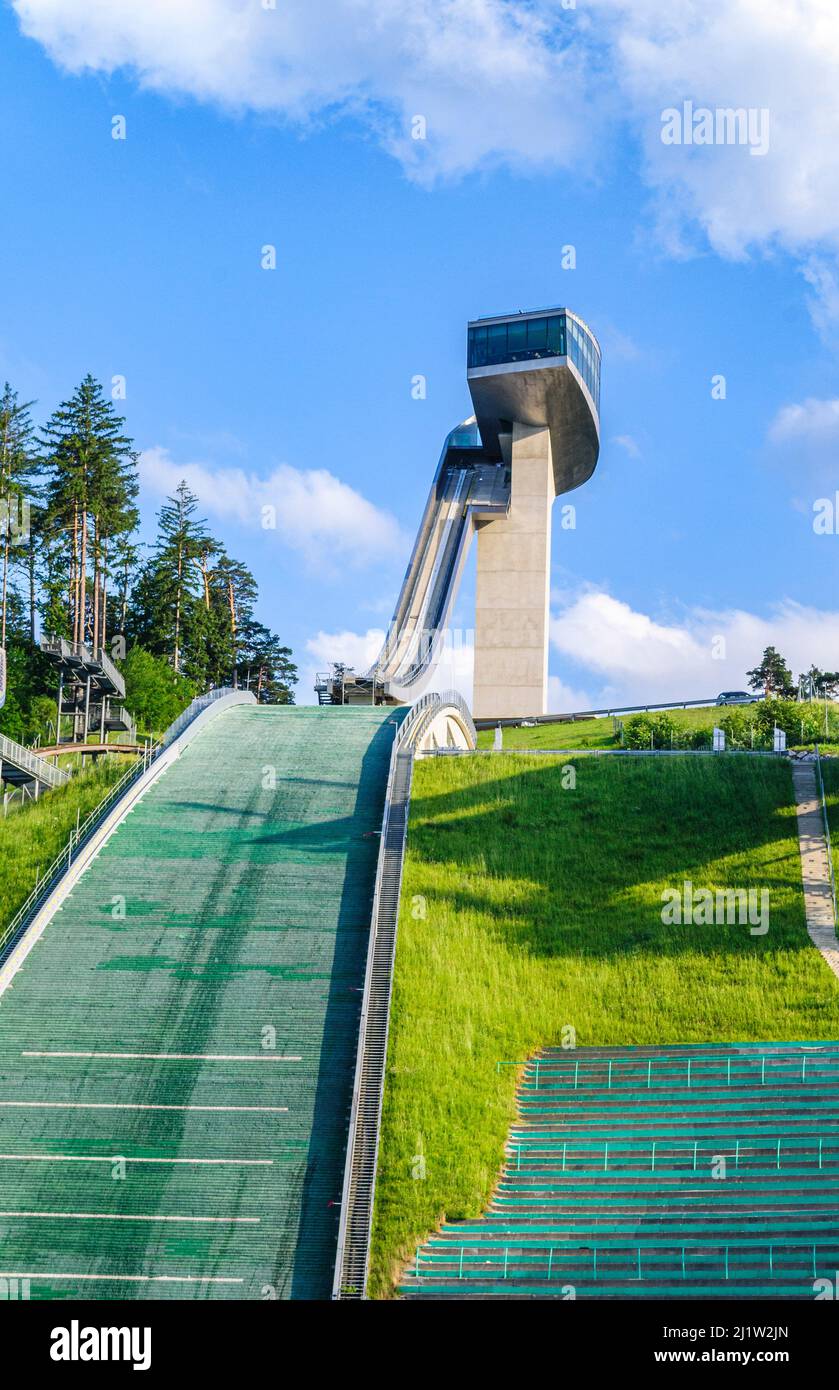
xmin=590 ymin=0 xmax=839 ymax=259
xmin=550 ymin=588 xmax=839 ymax=707
xmin=15 ymin=1 xmax=839 ymax=321
xmin=138 ymin=444 xmax=406 ymax=567
xmin=305 ymin=627 xmax=385 ymax=672
xmin=547 ymin=675 xmax=594 ymax=714
xmin=11 ymin=0 xmax=599 ymax=183
xmin=768 ymin=398 xmax=839 ymax=445
xmin=612 ymin=434 xmax=641 ymax=459
xmin=766 ymin=397 xmax=839 ymax=484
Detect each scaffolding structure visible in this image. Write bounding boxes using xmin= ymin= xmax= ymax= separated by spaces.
xmin=40 ymin=637 xmax=136 ymax=746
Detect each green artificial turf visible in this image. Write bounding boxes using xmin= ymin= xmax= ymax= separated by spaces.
xmin=369 ymin=752 xmax=839 ymax=1297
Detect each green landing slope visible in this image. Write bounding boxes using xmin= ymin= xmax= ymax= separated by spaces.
xmin=0 ymin=704 xmax=402 ymax=1300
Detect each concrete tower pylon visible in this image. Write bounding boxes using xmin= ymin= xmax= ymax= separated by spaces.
xmin=473 ymin=422 xmax=555 ymax=720
xmin=342 ymin=307 xmax=600 ymax=720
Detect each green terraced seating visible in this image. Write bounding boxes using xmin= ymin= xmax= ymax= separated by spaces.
xmin=0 ymin=705 xmax=403 ymax=1299
xmin=400 ymin=1042 xmax=839 ymax=1299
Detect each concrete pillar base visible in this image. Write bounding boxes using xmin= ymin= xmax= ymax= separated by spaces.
xmin=473 ymin=422 xmax=555 ymax=720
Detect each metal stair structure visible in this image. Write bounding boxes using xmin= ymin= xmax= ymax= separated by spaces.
xmin=401 ymin=1043 xmax=839 ymax=1299
xmin=40 ymin=636 xmax=133 ymax=745
xmin=0 ymin=732 xmax=69 ymax=792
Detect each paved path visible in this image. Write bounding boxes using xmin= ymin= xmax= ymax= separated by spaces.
xmin=791 ymin=761 xmax=839 ymax=981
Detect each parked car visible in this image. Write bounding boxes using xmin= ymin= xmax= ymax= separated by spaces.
xmin=715 ymin=691 xmax=757 ymax=706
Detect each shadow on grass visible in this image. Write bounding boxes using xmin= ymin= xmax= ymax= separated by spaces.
xmin=403 ymin=753 xmax=809 ymax=965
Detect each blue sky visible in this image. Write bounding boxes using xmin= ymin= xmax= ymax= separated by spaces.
xmin=1 ymin=1 xmax=837 ymax=706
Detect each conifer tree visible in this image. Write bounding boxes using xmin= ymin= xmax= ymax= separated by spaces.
xmin=39 ymin=375 xmax=138 ymax=648
xmin=0 ymin=383 xmax=38 ymax=647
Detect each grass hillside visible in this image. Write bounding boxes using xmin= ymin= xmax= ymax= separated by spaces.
xmin=0 ymin=757 xmax=131 ymax=934
xmin=369 ymin=752 xmax=839 ymax=1298
xmin=823 ymin=758 xmax=839 ymax=889
xmin=476 ymin=701 xmax=839 ymax=753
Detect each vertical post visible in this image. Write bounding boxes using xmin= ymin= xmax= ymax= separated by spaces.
xmin=83 ymin=675 xmax=91 ymax=744
xmin=99 ymin=691 xmax=106 ymax=743
xmin=56 ymin=671 xmax=64 ymax=747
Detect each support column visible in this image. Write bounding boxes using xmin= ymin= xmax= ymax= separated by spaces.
xmin=473 ymin=422 xmax=555 ymax=720
xmin=83 ymin=675 xmax=91 ymax=744
xmin=56 ymin=672 xmax=63 ymax=747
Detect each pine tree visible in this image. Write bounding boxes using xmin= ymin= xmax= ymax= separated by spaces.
xmin=0 ymin=383 xmax=38 ymax=648
xmin=128 ymin=481 xmax=209 ymax=673
xmin=39 ymin=376 xmax=138 ymax=649
xmin=206 ymin=552 xmax=258 ymax=687
xmin=237 ymin=620 xmax=297 ymax=703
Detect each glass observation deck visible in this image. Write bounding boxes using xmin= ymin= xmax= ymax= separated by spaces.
xmin=467 ymin=309 xmax=600 ymax=414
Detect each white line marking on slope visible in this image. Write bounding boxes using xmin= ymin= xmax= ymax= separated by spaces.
xmin=0 ymin=1101 xmax=287 ymax=1113
xmin=0 ymin=1153 xmax=273 ymax=1166
xmin=0 ymin=1271 xmax=243 ymax=1284
xmin=22 ymin=1051 xmax=302 ymax=1062
xmin=0 ymin=1211 xmax=259 ymax=1223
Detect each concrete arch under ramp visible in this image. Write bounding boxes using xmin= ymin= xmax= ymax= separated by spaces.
xmin=0 ymin=701 xmax=410 ymax=1299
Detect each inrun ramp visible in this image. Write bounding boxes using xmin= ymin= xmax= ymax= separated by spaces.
xmin=401 ymin=1043 xmax=839 ymax=1299
xmin=0 ymin=704 xmax=402 ymax=1299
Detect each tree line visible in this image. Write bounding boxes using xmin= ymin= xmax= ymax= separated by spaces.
xmin=747 ymin=647 xmax=838 ymax=701
xmin=0 ymin=375 xmax=297 ymax=740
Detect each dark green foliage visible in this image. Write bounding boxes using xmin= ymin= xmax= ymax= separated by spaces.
xmin=0 ymin=374 xmax=297 ymax=739
xmin=747 ymin=646 xmax=795 ymax=699
xmin=119 ymin=645 xmax=197 ymax=736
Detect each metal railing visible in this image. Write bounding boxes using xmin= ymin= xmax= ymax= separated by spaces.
xmin=474 ymin=694 xmax=766 ymax=731
xmin=503 ymin=1134 xmax=838 ymax=1172
xmin=396 ymin=688 xmax=477 ymax=751
xmin=502 ymin=1049 xmax=839 ymax=1090
xmin=0 ymin=687 xmax=238 ymax=967
xmin=411 ymin=1239 xmax=838 ymax=1284
xmin=0 ymin=744 xmax=158 ymax=965
xmin=815 ymin=744 xmax=838 ymax=929
xmin=161 ymin=686 xmax=236 ymax=747
xmin=0 ymin=733 xmax=70 ymax=788
xmin=332 ymin=721 xmax=414 ymax=1298
xmin=41 ymin=636 xmax=126 ymax=698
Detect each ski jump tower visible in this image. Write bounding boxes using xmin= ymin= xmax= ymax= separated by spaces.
xmin=316 ymin=306 xmax=601 ymax=720
xmin=467 ymin=308 xmax=600 ymax=718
